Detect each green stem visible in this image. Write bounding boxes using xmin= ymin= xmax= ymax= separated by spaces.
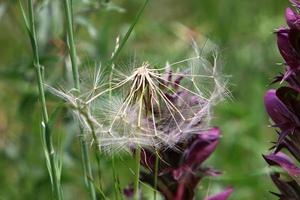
xmin=107 ymin=0 xmax=149 ymax=67
xmin=79 ymin=109 xmax=107 ymax=199
xmin=134 ymin=147 xmax=141 ymax=200
xmin=62 ymin=0 xmax=97 ymax=199
xmin=112 ymin=154 xmax=123 ymax=200
xmin=22 ymin=0 xmax=62 ymax=199
xmin=153 ymin=151 xmax=159 ymax=200
xmin=79 ymin=130 xmax=97 ymax=200
xmin=27 ymin=0 xmax=48 ymax=122
xmin=63 ymin=0 xmax=80 ymax=89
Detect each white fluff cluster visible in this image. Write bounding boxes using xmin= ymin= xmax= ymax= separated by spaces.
xmin=48 ymin=43 xmax=228 ymax=153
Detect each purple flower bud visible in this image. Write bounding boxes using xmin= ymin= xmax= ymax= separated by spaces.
xmin=204 ymin=187 xmax=233 ymax=200
xmin=123 ymin=184 xmax=134 ymax=199
xmin=264 ymin=152 xmax=300 ymax=177
xmin=286 ymin=7 xmax=300 ymax=30
xmin=291 ymin=0 xmax=300 ymax=8
xmin=276 ymin=28 xmax=300 ymax=79
xmin=264 ymin=88 xmax=300 ymax=146
xmin=264 ymin=153 xmax=300 ymax=199
xmin=183 ymin=128 xmax=220 ymax=169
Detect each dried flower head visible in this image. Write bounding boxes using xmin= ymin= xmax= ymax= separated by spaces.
xmin=48 ymin=43 xmax=228 ymax=153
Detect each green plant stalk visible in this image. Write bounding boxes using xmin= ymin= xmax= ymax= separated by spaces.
xmin=107 ymin=0 xmax=149 ymax=67
xmin=153 ymin=151 xmax=159 ymax=200
xmin=21 ymin=0 xmax=62 ymax=199
xmin=77 ymin=108 xmax=107 ymax=200
xmin=79 ymin=129 xmax=97 ymax=200
xmin=63 ymin=0 xmax=80 ymax=89
xmin=112 ymin=154 xmax=123 ymax=200
xmin=62 ymin=0 xmax=97 ymax=199
xmin=134 ymin=147 xmax=141 ymax=200
xmin=109 ymin=67 xmax=123 ymax=200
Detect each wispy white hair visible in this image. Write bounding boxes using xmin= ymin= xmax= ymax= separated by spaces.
xmin=47 ymin=42 xmax=229 ymax=154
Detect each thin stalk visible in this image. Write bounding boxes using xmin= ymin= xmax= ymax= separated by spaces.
xmin=63 ymin=0 xmax=80 ymax=89
xmin=108 ymin=65 xmax=123 ymax=200
xmin=112 ymin=154 xmax=123 ymax=200
xmin=153 ymin=151 xmax=159 ymax=200
xmin=79 ymin=128 xmax=97 ymax=200
xmin=107 ymin=0 xmax=149 ymax=67
xmin=134 ymin=147 xmax=141 ymax=200
xmin=78 ymin=108 xmax=107 ymax=200
xmin=62 ymin=0 xmax=97 ymax=199
xmin=20 ymin=0 xmax=62 ymax=199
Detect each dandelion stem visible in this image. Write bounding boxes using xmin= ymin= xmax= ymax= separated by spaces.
xmin=134 ymin=147 xmax=141 ymax=200
xmin=20 ymin=0 xmax=62 ymax=199
xmin=62 ymin=0 xmax=97 ymax=199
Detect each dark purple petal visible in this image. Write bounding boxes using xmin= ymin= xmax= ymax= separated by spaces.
xmin=291 ymin=0 xmax=300 ymax=8
xmin=289 ymin=28 xmax=300 ymax=54
xmin=286 ymin=7 xmax=300 ymax=29
xmin=277 ymin=28 xmax=300 ymax=70
xmin=285 ymin=70 xmax=300 ymax=91
xmin=264 ymin=89 xmax=291 ymax=125
xmin=204 ymin=187 xmax=233 ymax=200
xmin=282 ymin=138 xmax=300 ymax=162
xmin=270 ymin=173 xmax=300 ymax=199
xmin=276 ymin=87 xmax=300 ymax=119
xmin=264 ymin=89 xmax=299 ymax=144
xmin=264 ymin=152 xmax=300 ymax=177
xmin=173 ymin=174 xmax=201 ymax=200
xmin=183 ymin=128 xmax=220 ymax=167
xmin=123 ymin=185 xmax=134 ymax=199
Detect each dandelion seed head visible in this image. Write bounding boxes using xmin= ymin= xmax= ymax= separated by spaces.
xmin=48 ymin=42 xmax=228 ymax=153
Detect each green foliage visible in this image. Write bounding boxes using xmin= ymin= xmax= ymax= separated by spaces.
xmin=0 ymin=0 xmax=289 ymax=199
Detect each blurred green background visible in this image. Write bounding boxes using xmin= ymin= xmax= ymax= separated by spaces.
xmin=0 ymin=0 xmax=290 ymax=199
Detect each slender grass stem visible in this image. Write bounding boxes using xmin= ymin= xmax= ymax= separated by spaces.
xmin=112 ymin=154 xmax=123 ymax=200
xmin=153 ymin=151 xmax=159 ymax=200
xmin=63 ymin=0 xmax=80 ymax=89
xmin=107 ymin=0 xmax=149 ymax=67
xmin=111 ymin=154 xmax=124 ymax=200
xmin=134 ymin=147 xmax=141 ymax=200
xmin=79 ymin=129 xmax=97 ymax=200
xmin=77 ymin=108 xmax=107 ymax=200
xmin=20 ymin=0 xmax=62 ymax=199
xmin=62 ymin=0 xmax=97 ymax=199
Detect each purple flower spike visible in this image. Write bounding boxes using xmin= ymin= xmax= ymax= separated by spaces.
xmin=265 ymin=1 xmax=300 ymax=198
xmin=204 ymin=187 xmax=233 ymax=200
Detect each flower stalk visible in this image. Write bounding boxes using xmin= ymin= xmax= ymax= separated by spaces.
xmin=134 ymin=147 xmax=141 ymax=200
xmin=19 ymin=0 xmax=62 ymax=199
xmin=62 ymin=0 xmax=97 ymax=199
